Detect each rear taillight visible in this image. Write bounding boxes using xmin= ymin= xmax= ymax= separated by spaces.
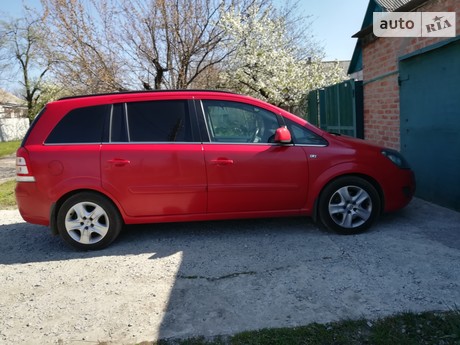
xmin=16 ymin=148 xmax=35 ymax=182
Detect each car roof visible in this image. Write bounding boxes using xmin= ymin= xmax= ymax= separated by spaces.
xmin=49 ymin=89 xmax=281 ymax=114
xmin=50 ymin=89 xmax=311 ymax=128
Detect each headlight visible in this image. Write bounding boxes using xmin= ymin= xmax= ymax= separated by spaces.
xmin=381 ymin=149 xmax=411 ymax=169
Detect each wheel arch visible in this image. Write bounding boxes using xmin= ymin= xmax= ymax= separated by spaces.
xmin=50 ymin=188 xmax=124 ymax=236
xmin=312 ymin=173 xmax=385 ymax=223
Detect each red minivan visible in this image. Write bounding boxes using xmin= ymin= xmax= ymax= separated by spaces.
xmin=15 ymin=90 xmax=415 ymax=250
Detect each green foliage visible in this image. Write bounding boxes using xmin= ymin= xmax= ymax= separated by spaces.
xmin=230 ymin=311 xmax=460 ymax=345
xmin=0 ymin=140 xmax=20 ymax=157
xmin=0 ymin=180 xmax=17 ymax=209
xmin=0 ymin=141 xmax=19 ymax=210
xmin=136 ymin=310 xmax=460 ymax=345
xmin=369 ymin=311 xmax=460 ymax=345
xmin=29 ymin=83 xmax=71 ymax=120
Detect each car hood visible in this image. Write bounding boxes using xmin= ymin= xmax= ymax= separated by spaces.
xmin=323 ymin=132 xmax=385 ymax=152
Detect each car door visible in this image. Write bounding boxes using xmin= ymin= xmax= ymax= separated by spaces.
xmin=101 ymin=100 xmax=207 ymax=218
xmin=200 ymin=100 xmax=308 ymax=214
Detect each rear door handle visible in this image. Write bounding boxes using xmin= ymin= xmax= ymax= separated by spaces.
xmin=210 ymin=158 xmax=234 ymax=166
xmin=108 ymin=158 xmax=131 ymax=167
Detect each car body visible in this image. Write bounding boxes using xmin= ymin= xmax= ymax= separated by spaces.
xmin=15 ymin=90 xmax=415 ymax=249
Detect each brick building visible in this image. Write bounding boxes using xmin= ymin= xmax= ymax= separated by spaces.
xmin=348 ymin=0 xmax=460 ymax=210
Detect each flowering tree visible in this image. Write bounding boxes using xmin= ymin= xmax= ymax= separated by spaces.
xmin=219 ymin=3 xmax=344 ymax=108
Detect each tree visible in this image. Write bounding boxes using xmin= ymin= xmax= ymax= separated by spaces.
xmin=0 ymin=13 xmax=54 ymax=120
xmin=29 ymin=82 xmax=70 ymax=116
xmin=116 ymin=0 xmax=256 ymax=90
xmin=40 ymin=0 xmax=127 ymax=94
xmin=40 ymin=0 xmax=257 ymax=91
xmin=6 ymin=0 xmax=342 ymax=111
xmin=218 ymin=2 xmax=344 ymax=108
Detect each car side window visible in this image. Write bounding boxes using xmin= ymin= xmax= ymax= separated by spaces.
xmin=126 ymin=100 xmax=191 ymax=142
xmin=284 ymin=118 xmax=328 ymax=146
xmin=202 ymin=100 xmax=280 ymax=143
xmin=45 ymin=105 xmax=108 ymax=144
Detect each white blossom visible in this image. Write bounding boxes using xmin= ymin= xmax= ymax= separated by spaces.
xmin=219 ymin=3 xmax=344 ymax=107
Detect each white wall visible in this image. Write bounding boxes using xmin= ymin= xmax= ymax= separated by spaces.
xmin=0 ymin=117 xmax=29 ymax=141
xmin=0 ymin=104 xmax=29 ymax=142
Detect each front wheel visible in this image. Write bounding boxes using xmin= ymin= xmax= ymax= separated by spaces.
xmin=318 ymin=176 xmax=381 ymax=234
xmin=57 ymin=192 xmax=123 ymax=250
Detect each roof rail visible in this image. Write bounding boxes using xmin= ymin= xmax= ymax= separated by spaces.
xmin=58 ymin=89 xmax=236 ymax=101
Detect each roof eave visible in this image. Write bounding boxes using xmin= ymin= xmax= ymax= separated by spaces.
xmin=352 ymin=0 xmax=431 ymax=38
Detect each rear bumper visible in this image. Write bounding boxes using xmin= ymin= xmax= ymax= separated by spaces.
xmin=15 ymin=182 xmax=51 ymax=226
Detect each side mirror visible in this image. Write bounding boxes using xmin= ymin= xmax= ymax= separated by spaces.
xmin=274 ymin=127 xmax=292 ymax=144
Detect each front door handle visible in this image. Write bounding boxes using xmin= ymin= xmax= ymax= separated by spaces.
xmin=108 ymin=158 xmax=131 ymax=167
xmin=210 ymin=158 xmax=234 ymax=166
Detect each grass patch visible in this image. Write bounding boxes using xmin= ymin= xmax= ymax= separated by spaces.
xmin=0 ymin=180 xmax=17 ymax=209
xmin=0 ymin=140 xmax=21 ymax=157
xmin=139 ymin=310 xmax=460 ymax=345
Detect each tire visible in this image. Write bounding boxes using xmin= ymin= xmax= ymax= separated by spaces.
xmin=57 ymin=192 xmax=123 ymax=250
xmin=318 ymin=176 xmax=381 ymax=235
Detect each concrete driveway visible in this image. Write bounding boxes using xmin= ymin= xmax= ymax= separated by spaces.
xmin=0 ymin=198 xmax=459 ymax=344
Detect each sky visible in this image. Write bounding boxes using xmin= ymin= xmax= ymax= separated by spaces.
xmin=294 ymin=0 xmax=369 ymax=60
xmin=0 ymin=0 xmax=369 ymax=61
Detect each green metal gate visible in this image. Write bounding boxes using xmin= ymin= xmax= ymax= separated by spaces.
xmin=306 ymin=79 xmax=363 ymax=138
xmin=399 ymin=38 xmax=460 ymax=211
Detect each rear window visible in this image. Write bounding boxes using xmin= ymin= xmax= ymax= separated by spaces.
xmin=21 ymin=107 xmax=45 ymax=147
xmin=45 ymin=105 xmax=108 ymax=144
xmin=126 ymin=100 xmax=191 ymax=142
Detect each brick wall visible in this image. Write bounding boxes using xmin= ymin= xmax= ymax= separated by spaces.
xmin=362 ymin=0 xmax=460 ymax=150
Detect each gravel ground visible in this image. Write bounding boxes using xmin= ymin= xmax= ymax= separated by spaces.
xmin=1 ymin=197 xmax=460 ymax=344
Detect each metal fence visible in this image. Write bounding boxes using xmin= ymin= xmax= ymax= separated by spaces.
xmin=306 ymin=79 xmax=363 ymax=138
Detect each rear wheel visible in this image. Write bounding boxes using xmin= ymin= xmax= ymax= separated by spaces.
xmin=57 ymin=192 xmax=122 ymax=250
xmin=319 ymin=176 xmax=381 ymax=234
